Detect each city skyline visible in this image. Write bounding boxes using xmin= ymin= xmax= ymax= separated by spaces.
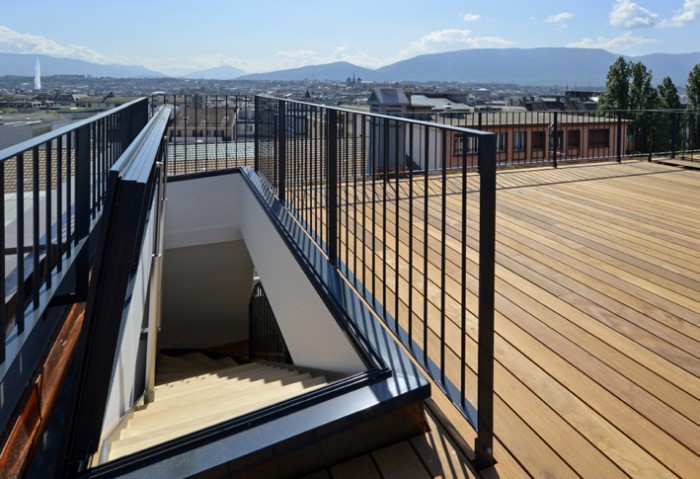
xmin=0 ymin=0 xmax=698 ymax=76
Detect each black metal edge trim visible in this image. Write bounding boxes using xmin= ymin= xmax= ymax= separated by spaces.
xmin=78 ymin=368 xmax=394 ymax=477
xmin=166 ymin=167 xmax=241 ymax=183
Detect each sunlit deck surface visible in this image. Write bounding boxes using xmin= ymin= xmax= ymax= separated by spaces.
xmin=298 ymin=159 xmax=698 ymax=478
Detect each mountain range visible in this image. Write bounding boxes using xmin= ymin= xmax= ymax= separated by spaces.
xmin=1 ymin=48 xmax=699 ymax=86
xmin=0 ymin=53 xmax=166 ymax=78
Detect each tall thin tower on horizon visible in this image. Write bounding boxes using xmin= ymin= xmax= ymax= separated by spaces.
xmin=34 ymin=58 xmax=41 ymax=90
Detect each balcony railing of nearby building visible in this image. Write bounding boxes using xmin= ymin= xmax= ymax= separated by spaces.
xmin=0 ymin=98 xmax=148 ymax=440
xmin=253 ymin=95 xmax=498 ymax=469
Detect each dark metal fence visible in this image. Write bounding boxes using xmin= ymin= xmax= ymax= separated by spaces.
xmin=254 ymin=95 xmax=497 ymax=469
xmin=156 ymin=93 xmax=699 ymax=177
xmin=249 ymin=282 xmax=292 ymax=364
xmin=0 ymin=98 xmax=148 ymax=366
xmin=150 ymin=94 xmax=255 ymax=175
xmin=425 ymin=108 xmax=700 ymax=168
xmin=60 ymin=105 xmax=171 ymax=475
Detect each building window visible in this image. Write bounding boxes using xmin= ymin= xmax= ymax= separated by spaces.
xmin=532 ymin=131 xmax=545 ymax=150
xmin=589 ymin=129 xmax=609 ymax=148
xmin=454 ymin=135 xmax=477 ymax=155
xmin=568 ymin=130 xmax=580 ymax=149
xmin=513 ymin=131 xmax=526 ymax=152
xmin=496 ymin=132 xmax=507 ymax=152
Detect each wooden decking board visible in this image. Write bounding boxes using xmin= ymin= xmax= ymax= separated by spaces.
xmin=296 ymin=160 xmax=697 ymax=478
xmin=494 ymin=211 xmax=700 ymax=341
xmin=495 ymin=201 xmax=700 ymax=314
xmin=493 ymin=214 xmax=700 ymax=356
xmin=495 ymin=252 xmax=699 ymax=420
xmin=348 ymin=187 xmax=692 ymax=364
xmin=506 ymin=184 xmax=700 ymax=277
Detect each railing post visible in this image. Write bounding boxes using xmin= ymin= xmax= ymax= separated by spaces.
xmin=327 ymin=109 xmax=338 ymax=264
xmin=616 ymin=111 xmax=623 ymax=163
xmin=552 ymin=112 xmax=558 ymax=168
xmin=278 ymin=100 xmax=286 ymax=203
xmin=647 ymin=111 xmax=653 ymax=161
xmin=75 ymin=124 xmax=91 ymax=300
xmin=475 ymin=133 xmax=496 ymax=471
xmin=671 ymin=111 xmax=678 ymax=158
xmin=254 ymin=96 xmax=260 ymax=172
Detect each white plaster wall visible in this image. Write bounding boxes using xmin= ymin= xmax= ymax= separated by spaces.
xmin=100 ymin=197 xmax=155 ymax=438
xmin=240 ymin=182 xmax=366 ymax=374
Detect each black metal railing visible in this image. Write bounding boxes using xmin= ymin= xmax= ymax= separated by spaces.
xmin=60 ymin=104 xmax=171 ymax=475
xmin=254 ymin=95 xmax=497 ymax=469
xmin=0 ymin=98 xmax=148 ymax=367
xmin=424 ymin=108 xmax=700 ymax=168
xmin=151 ymin=93 xmax=699 ymax=178
xmin=150 ymin=94 xmax=255 ymax=175
xmin=249 ymin=282 xmax=292 ymax=364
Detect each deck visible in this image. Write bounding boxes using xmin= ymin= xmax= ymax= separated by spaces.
xmin=299 ymin=160 xmax=698 ymax=478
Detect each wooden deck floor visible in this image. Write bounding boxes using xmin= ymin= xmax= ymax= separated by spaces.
xmin=294 ymin=160 xmax=698 ymax=479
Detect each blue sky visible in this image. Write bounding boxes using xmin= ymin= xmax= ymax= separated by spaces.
xmin=0 ymin=1 xmax=698 ymax=75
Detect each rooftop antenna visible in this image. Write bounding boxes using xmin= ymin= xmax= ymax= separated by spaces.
xmin=34 ymin=58 xmax=42 ymax=90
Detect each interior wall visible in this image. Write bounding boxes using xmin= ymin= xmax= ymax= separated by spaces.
xmin=161 ymin=174 xmax=252 ymax=350
xmin=161 ymin=240 xmax=253 ymax=349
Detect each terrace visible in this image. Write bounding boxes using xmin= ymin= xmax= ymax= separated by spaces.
xmin=0 ymin=95 xmax=698 ymax=478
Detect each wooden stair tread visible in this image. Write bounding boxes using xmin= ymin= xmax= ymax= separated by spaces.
xmin=178 ymin=352 xmax=224 ymax=369
xmin=146 ymin=368 xmax=309 ymax=407
xmin=109 ymin=380 xmax=323 ymax=459
xmin=157 ymin=353 xmax=213 ymax=372
xmin=105 ymin=363 xmax=327 ymax=460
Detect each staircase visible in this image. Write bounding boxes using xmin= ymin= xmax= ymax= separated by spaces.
xmin=103 ymin=352 xmax=328 ymax=462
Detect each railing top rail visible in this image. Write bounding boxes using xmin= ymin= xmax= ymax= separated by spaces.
xmin=0 ymin=97 xmax=148 ymax=163
xmin=112 ymin=105 xmax=172 ymax=183
xmin=256 ymin=94 xmax=495 ymax=138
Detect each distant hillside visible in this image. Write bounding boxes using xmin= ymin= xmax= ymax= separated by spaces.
xmin=237 ymin=48 xmax=700 ymax=87
xmin=238 ymin=61 xmax=379 ymax=81
xmin=375 ymin=48 xmax=700 ymax=86
xmin=184 ymin=64 xmax=246 ymax=79
xmin=0 ymin=53 xmax=166 ymax=78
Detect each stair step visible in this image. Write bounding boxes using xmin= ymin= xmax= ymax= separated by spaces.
xmin=108 ymin=376 xmax=327 ymax=460
xmin=215 ymin=356 xmax=238 ymax=367
xmin=147 ymin=366 xmax=301 ymax=407
xmin=158 ymin=354 xmax=213 ymax=372
xmin=178 ymin=352 xmax=224 ymax=369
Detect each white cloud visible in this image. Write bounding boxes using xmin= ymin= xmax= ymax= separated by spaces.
xmin=567 ymin=31 xmax=661 ymax=50
xmin=463 ymin=13 xmax=480 ymax=22
xmin=0 ymin=25 xmax=128 ymax=64
xmin=397 ymin=29 xmax=514 ymax=60
xmin=661 ymin=0 xmax=700 ymax=26
xmin=544 ymin=12 xmax=573 ymax=23
xmin=609 ymin=0 xmax=658 ymax=28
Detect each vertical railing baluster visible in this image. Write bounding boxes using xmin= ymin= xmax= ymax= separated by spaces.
xmin=278 ymin=100 xmax=286 ymax=204
xmin=57 ymin=136 xmax=63 ymax=272
xmin=617 ymin=111 xmax=623 ymax=163
xmin=327 ymin=109 xmax=338 ymax=264
xmin=475 ymin=133 xmax=496 ymax=470
xmin=45 ymin=143 xmax=52 ymax=289
xmin=16 ymin=153 xmax=25 ymax=333
xmin=422 ymin=126 xmax=429 ymax=365
xmin=32 ymin=147 xmax=40 ymax=308
xmin=75 ymin=125 xmax=90 ymax=300
xmin=440 ymin=129 xmax=447 ymax=385
xmin=0 ymin=159 xmax=5 ymax=363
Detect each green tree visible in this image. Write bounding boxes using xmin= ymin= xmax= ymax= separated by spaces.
xmin=657 ymin=76 xmax=682 ymax=109
xmin=598 ymin=56 xmax=631 ymax=111
xmin=629 ymin=62 xmax=657 ymax=111
xmin=687 ymin=64 xmax=700 ymax=109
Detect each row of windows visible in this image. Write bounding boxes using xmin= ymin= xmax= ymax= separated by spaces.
xmin=453 ymin=129 xmax=610 ymax=155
